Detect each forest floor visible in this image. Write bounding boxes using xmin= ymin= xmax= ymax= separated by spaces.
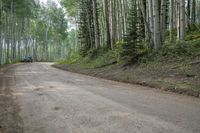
xmin=54 ymin=40 xmax=200 ymax=98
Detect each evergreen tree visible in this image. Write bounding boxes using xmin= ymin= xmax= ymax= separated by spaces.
xmin=122 ymin=1 xmax=145 ymax=61
xmin=79 ymin=0 xmax=96 ymax=57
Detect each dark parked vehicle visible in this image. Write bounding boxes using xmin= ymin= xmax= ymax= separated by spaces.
xmin=22 ymin=56 xmax=33 ymax=63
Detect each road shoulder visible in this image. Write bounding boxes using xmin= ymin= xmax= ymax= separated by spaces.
xmin=0 ymin=64 xmax=24 ymax=133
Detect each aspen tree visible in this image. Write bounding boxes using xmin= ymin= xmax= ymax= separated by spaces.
xmin=180 ymin=0 xmax=185 ymax=40
xmin=153 ymin=0 xmax=162 ymax=49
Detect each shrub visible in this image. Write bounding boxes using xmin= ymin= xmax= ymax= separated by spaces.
xmin=161 ymin=41 xmax=198 ymax=57
xmin=58 ymin=52 xmax=81 ymax=65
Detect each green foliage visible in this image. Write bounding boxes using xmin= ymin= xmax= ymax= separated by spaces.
xmin=78 ymin=50 xmax=117 ymax=69
xmin=186 ymin=29 xmax=200 ymax=41
xmin=140 ymin=40 xmax=200 ymax=64
xmin=33 ymin=5 xmax=68 ymax=61
xmin=180 ymin=65 xmax=196 ymax=77
xmin=80 ymin=45 xmax=91 ymax=57
xmin=61 ymin=0 xmax=78 ymax=17
xmin=161 ymin=41 xmax=200 ymax=57
xmin=58 ymin=0 xmax=200 ymax=69
xmin=86 ymin=46 xmax=107 ymax=58
xmin=58 ymin=52 xmax=81 ymax=65
xmin=87 ymin=49 xmax=101 ymax=59
xmin=78 ymin=0 xmax=95 ymax=57
xmin=59 ymin=47 xmax=118 ymax=69
xmin=122 ymin=1 xmax=146 ymax=62
xmin=122 ymin=1 xmax=137 ymax=56
xmin=114 ymin=40 xmax=124 ymax=62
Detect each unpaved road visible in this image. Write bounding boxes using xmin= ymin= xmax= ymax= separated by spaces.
xmin=0 ymin=63 xmax=200 ymax=133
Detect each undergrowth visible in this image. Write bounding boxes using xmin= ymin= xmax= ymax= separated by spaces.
xmin=56 ymin=32 xmax=200 ymax=97
xmin=140 ymin=40 xmax=200 ymax=64
xmin=59 ymin=38 xmax=200 ymax=69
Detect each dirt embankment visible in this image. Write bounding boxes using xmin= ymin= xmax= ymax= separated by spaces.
xmin=0 ymin=64 xmax=24 ymax=133
xmin=53 ymin=62 xmax=200 ymax=98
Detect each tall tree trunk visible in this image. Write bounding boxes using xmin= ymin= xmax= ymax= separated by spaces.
xmin=180 ymin=0 xmax=185 ymax=40
xmin=153 ymin=0 xmax=162 ymax=49
xmin=139 ymin=0 xmax=153 ymax=47
xmin=45 ymin=24 xmax=49 ymax=61
xmin=6 ymin=12 xmax=10 ymax=64
xmin=190 ymin=0 xmax=196 ymax=25
xmin=110 ymin=0 xmax=116 ymax=49
xmin=103 ymin=0 xmax=111 ymax=49
xmin=187 ymin=0 xmax=191 ymax=29
xmin=86 ymin=8 xmax=93 ymax=49
xmin=170 ymin=0 xmax=174 ymax=41
xmin=0 ymin=0 xmax=2 ymax=65
xmin=12 ymin=2 xmax=16 ymax=62
xmin=123 ymin=0 xmax=128 ymax=34
xmin=120 ymin=0 xmax=125 ymax=36
xmin=176 ymin=0 xmax=180 ymax=40
xmin=160 ymin=0 xmax=166 ymax=43
xmin=24 ymin=18 xmax=29 ymax=57
xmin=148 ymin=0 xmax=154 ymax=48
xmin=92 ymin=0 xmax=100 ymax=49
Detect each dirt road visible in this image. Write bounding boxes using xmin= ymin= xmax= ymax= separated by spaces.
xmin=0 ymin=63 xmax=200 ymax=133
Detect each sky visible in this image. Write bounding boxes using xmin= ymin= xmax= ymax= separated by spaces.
xmin=39 ymin=0 xmax=61 ymax=8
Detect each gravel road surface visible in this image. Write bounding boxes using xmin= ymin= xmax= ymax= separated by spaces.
xmin=0 ymin=63 xmax=200 ymax=133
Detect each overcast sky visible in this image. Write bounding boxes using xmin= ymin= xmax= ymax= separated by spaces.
xmin=39 ymin=0 xmax=61 ymax=7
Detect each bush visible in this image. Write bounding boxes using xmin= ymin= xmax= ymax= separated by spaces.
xmin=139 ymin=40 xmax=200 ymax=64
xmin=161 ymin=41 xmax=198 ymax=57
xmin=114 ymin=40 xmax=124 ymax=63
xmin=58 ymin=52 xmax=81 ymax=65
xmin=78 ymin=50 xmax=117 ymax=69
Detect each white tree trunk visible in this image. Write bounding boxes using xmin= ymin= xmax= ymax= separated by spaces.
xmin=180 ymin=0 xmax=185 ymax=40
xmin=153 ymin=0 xmax=162 ymax=49
xmin=0 ymin=0 xmax=2 ymax=65
xmin=92 ymin=0 xmax=100 ymax=49
xmin=176 ymin=0 xmax=180 ymax=40
xmin=160 ymin=0 xmax=166 ymax=42
xmin=148 ymin=0 xmax=154 ymax=38
xmin=169 ymin=0 xmax=174 ymax=41
xmin=45 ymin=24 xmax=49 ymax=61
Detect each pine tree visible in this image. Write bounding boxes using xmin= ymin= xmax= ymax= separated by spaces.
xmin=79 ymin=0 xmax=92 ymax=56
xmin=122 ymin=1 xmax=145 ymax=62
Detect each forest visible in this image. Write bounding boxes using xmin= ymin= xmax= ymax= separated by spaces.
xmin=60 ymin=0 xmax=200 ymax=97
xmin=61 ymin=0 xmax=200 ymax=61
xmin=0 ymin=0 xmax=200 ymax=64
xmin=0 ymin=0 xmax=68 ymax=64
